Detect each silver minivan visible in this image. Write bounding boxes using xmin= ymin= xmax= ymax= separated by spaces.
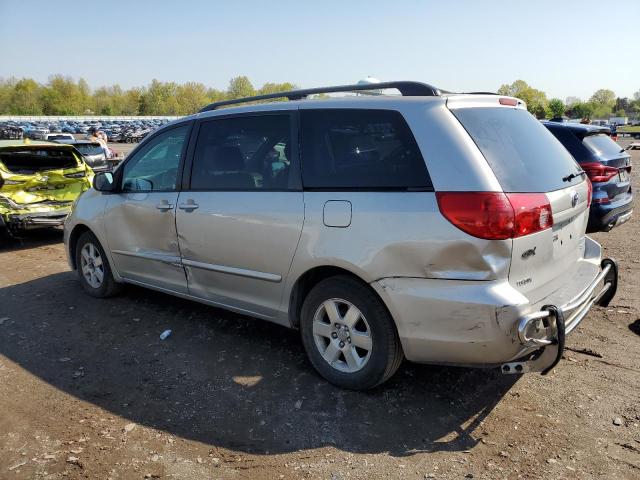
xmin=64 ymin=82 xmax=618 ymax=390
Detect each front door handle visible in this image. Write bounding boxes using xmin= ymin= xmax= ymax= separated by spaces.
xmin=156 ymin=200 xmax=174 ymax=211
xmin=178 ymin=199 xmax=199 ymax=211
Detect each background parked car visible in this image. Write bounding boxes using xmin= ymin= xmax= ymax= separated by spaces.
xmin=543 ymin=121 xmax=633 ymax=232
xmin=0 ymin=140 xmax=92 ymax=236
xmin=44 ymin=132 xmax=75 ymax=142
xmin=52 ymin=139 xmax=109 ymax=171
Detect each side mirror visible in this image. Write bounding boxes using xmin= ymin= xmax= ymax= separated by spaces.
xmin=93 ymin=171 xmax=115 ymax=192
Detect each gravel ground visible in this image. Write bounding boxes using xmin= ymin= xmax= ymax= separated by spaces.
xmin=0 ymin=141 xmax=639 ymax=479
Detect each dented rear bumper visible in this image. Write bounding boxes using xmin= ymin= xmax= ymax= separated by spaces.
xmin=2 ymin=208 xmax=71 ymax=230
xmin=0 ymin=196 xmax=73 ymax=232
xmin=370 ymin=237 xmax=616 ymax=373
xmin=502 ymin=257 xmax=617 ymax=374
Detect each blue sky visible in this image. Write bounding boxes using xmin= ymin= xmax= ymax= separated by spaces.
xmin=1 ymin=0 xmax=638 ymax=100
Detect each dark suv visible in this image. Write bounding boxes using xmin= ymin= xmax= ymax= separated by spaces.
xmin=543 ymin=121 xmax=633 ymax=232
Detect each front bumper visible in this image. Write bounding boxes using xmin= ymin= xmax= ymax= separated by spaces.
xmin=501 ymin=257 xmax=618 ymax=374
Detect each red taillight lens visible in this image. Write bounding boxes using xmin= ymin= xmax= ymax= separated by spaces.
xmin=509 ymin=193 xmax=553 ymax=237
xmin=436 ymin=192 xmax=553 ymax=240
xmin=499 ymin=97 xmax=518 ymax=106
xmin=581 ymin=162 xmax=619 ymax=183
xmin=585 ymin=178 xmax=593 ymax=207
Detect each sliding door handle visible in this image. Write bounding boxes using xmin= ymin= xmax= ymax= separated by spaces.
xmin=156 ymin=201 xmax=174 ymax=211
xmin=178 ymin=200 xmax=199 ymax=211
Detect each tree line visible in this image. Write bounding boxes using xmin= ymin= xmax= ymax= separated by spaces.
xmin=497 ymin=80 xmax=640 ymax=120
xmin=0 ymin=75 xmax=294 ymax=116
xmin=0 ymin=75 xmax=639 ymax=119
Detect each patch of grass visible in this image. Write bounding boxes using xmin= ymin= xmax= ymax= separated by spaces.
xmin=619 ymin=125 xmax=640 ymax=133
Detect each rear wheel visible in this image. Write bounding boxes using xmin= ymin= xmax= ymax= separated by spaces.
xmin=300 ymin=275 xmax=403 ymax=390
xmin=75 ymin=231 xmax=122 ymax=298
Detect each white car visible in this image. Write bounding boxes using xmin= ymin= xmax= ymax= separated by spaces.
xmin=44 ymin=133 xmax=75 ymax=142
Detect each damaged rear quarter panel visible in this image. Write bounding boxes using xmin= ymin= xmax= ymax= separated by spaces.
xmin=289 ymin=191 xmax=512 ymax=283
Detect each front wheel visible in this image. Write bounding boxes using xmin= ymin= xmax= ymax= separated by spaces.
xmin=75 ymin=231 xmax=122 ymax=298
xmin=300 ymin=275 xmax=403 ymax=390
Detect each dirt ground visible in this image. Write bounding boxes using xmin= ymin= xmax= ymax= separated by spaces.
xmin=1 ymin=141 xmax=639 ymax=480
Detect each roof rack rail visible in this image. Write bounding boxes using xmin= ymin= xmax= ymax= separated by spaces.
xmin=199 ymin=81 xmax=442 ymax=112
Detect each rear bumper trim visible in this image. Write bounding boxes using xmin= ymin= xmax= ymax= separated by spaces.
xmin=503 ymin=258 xmax=618 ymax=375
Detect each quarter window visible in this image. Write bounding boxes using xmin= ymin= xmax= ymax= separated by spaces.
xmin=300 ymin=109 xmax=431 ymax=189
xmin=121 ymin=125 xmax=189 ymax=192
xmin=190 ymin=115 xmax=293 ymax=190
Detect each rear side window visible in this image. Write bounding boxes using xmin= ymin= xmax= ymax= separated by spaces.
xmin=583 ymin=134 xmax=624 ymax=158
xmin=545 ymin=127 xmax=589 ymax=161
xmin=452 ymin=108 xmax=582 ymax=192
xmin=300 ymin=109 xmax=431 ymax=190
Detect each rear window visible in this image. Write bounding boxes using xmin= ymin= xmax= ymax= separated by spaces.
xmin=452 ymin=108 xmax=582 ymax=192
xmin=75 ymin=144 xmax=104 ymax=156
xmin=300 ymin=109 xmax=432 ymax=190
xmin=47 ymin=134 xmax=73 ymax=141
xmin=0 ymin=148 xmax=79 ymax=174
xmin=583 ymin=134 xmax=624 ymax=158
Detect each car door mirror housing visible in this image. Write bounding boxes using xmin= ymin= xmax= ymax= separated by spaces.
xmin=93 ymin=172 xmax=115 ymax=192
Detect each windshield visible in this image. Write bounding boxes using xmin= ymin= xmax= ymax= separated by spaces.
xmin=583 ymin=134 xmax=624 ymax=158
xmin=451 ymin=107 xmax=582 ymax=192
xmin=75 ymin=144 xmax=104 ymax=156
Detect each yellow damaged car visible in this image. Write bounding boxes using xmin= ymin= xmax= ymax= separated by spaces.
xmin=0 ymin=139 xmax=93 ymax=236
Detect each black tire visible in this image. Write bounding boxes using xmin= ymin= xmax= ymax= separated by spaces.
xmin=75 ymin=231 xmax=123 ymax=298
xmin=300 ymin=275 xmax=403 ymax=390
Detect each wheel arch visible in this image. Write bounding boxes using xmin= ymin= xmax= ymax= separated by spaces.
xmin=287 ymin=265 xmax=396 ymax=330
xmin=68 ymin=223 xmax=93 ymax=270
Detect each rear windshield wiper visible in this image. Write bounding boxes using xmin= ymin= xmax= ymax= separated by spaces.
xmin=562 ymin=170 xmax=586 ymax=182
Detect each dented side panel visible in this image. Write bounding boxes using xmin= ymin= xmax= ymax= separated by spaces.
xmin=285 ymin=191 xmax=513 ymax=287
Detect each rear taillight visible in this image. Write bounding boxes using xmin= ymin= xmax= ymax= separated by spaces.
xmin=436 ymin=192 xmax=553 ymax=240
xmin=508 ymin=193 xmax=553 ymax=237
xmin=581 ymin=162 xmax=619 ymax=183
xmin=586 ymin=178 xmax=593 ymax=207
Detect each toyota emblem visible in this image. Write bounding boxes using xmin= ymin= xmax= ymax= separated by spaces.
xmin=571 ymin=191 xmax=579 ymax=208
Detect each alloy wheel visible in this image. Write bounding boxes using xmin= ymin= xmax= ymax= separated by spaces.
xmin=312 ymin=298 xmax=372 ymax=373
xmin=80 ymin=243 xmax=104 ymax=289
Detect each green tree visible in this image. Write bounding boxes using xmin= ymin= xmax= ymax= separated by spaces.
xmin=227 ymin=76 xmax=255 ymax=99
xmin=548 ymin=98 xmax=565 ymax=118
xmin=613 ymin=97 xmax=630 ymax=116
xmin=8 ymin=78 xmax=43 ymax=114
xmin=569 ymin=102 xmax=595 ymax=120
xmin=206 ymin=88 xmax=227 ymax=103
xmin=175 ymin=82 xmax=209 ymax=115
xmin=0 ymin=77 xmax=17 ymax=114
xmin=41 ymin=75 xmax=90 ymax=114
xmin=139 ymin=79 xmax=179 ymax=115
xmin=497 ymin=79 xmax=548 ymax=118
xmin=258 ymin=82 xmax=297 ymax=95
xmin=121 ymin=87 xmax=143 ymax=115
xmin=590 ymin=88 xmax=616 ymax=107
